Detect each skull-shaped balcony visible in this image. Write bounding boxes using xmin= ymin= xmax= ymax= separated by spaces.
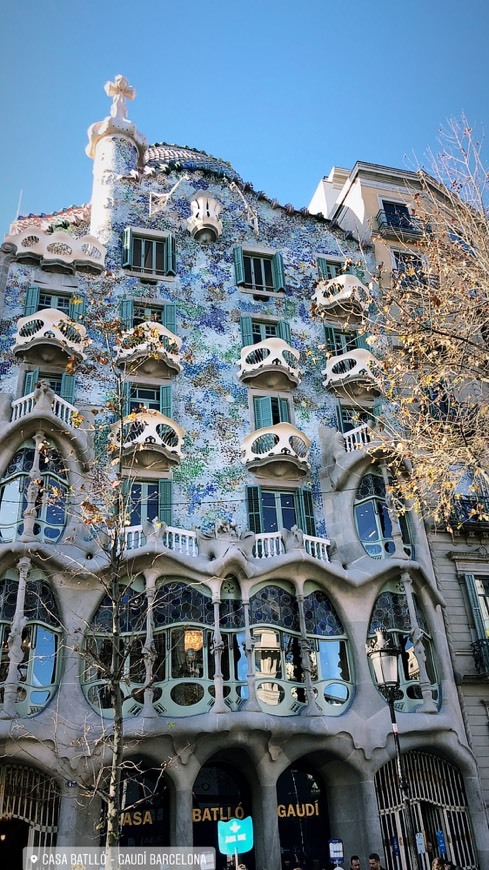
xmin=313 ymin=274 xmax=369 ymax=320
xmin=110 ymin=411 xmax=185 ymax=471
xmin=323 ymin=349 xmax=381 ymax=398
xmin=239 ymin=338 xmax=301 ymax=390
xmin=5 ymin=226 xmax=106 ymax=275
xmin=115 ymin=322 xmax=182 ymax=378
xmin=241 ymin=422 xmax=311 ymax=480
xmin=13 ymin=309 xmax=87 ymax=366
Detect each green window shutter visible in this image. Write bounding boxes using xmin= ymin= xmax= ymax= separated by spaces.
xmin=122 ymin=228 xmax=133 ymax=268
xmin=279 ymin=398 xmax=290 ymax=423
xmin=24 ymin=286 xmax=40 ymax=316
xmin=253 ymin=396 xmax=273 ymax=429
xmin=323 ymin=325 xmax=337 ymax=353
xmin=121 ymin=381 xmax=131 ymax=417
xmin=336 ymin=401 xmax=346 ymax=433
xmin=317 ymin=257 xmax=329 ymax=280
xmin=163 ymin=303 xmax=177 ymax=334
xmin=164 ymin=234 xmax=177 ymax=276
xmin=23 ymin=368 xmax=40 ymax=396
xmin=276 ymin=320 xmax=291 ymax=343
xmin=246 ymin=485 xmax=263 ymax=534
xmin=60 ymin=373 xmax=76 ymax=405
xmin=355 ymin=332 xmax=370 ymax=350
xmin=159 ymin=385 xmax=172 ymax=418
xmin=295 ymin=489 xmax=316 ymax=536
xmin=69 ymin=295 xmax=86 ymax=322
xmin=158 ymin=479 xmax=173 ymax=526
xmin=272 ymin=252 xmax=285 ymax=292
xmin=119 ymin=299 xmax=134 ymax=328
xmin=234 ymin=247 xmax=245 ymax=285
xmin=464 ymin=574 xmax=486 ymax=638
xmin=240 ymin=316 xmax=254 ymax=347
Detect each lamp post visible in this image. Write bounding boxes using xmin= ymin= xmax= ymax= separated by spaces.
xmin=367 ymin=630 xmax=421 ymax=870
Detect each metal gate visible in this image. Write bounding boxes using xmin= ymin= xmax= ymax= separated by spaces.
xmin=0 ymin=764 xmax=60 ymax=845
xmin=375 ymin=750 xmax=478 ymax=869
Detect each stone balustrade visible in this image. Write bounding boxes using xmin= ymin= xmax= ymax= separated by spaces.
xmin=239 ymin=337 xmax=300 ymax=388
xmin=124 ymin=523 xmax=330 ymax=563
xmin=11 ymin=389 xmax=78 ymax=428
xmin=5 ymin=226 xmax=106 ymax=274
xmin=313 ymin=273 xmax=369 ymax=318
xmin=323 ymin=348 xmax=379 ymax=394
xmin=342 ymin=422 xmax=372 ymax=452
xmin=13 ymin=309 xmax=87 ymax=361
xmin=111 ymin=411 xmax=185 ymax=466
xmin=115 ymin=321 xmax=182 ymax=375
xmin=240 ymin=422 xmax=311 ymax=477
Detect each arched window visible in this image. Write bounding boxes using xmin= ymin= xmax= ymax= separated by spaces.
xmin=354 ymin=467 xmax=413 ymax=559
xmin=249 ymin=583 xmax=352 ymax=715
xmin=368 ymin=582 xmax=439 ymax=712
xmin=0 ymin=573 xmax=62 ymax=716
xmin=82 ymin=578 xmax=215 ymax=718
xmin=0 ymin=441 xmax=68 ymax=543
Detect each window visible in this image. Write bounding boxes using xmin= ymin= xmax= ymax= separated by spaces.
xmin=337 ymin=404 xmax=374 ymax=434
xmin=247 ymin=485 xmax=315 ymax=536
xmin=392 ymin=250 xmax=425 ymax=286
xmin=382 ymin=201 xmax=413 ymax=231
xmin=127 ymin=479 xmax=172 ymax=528
xmin=0 ymin=573 xmax=62 ymax=716
xmin=0 ymin=441 xmax=68 ymax=544
xmin=240 ymin=316 xmax=292 ymax=346
xmin=253 ymin=396 xmax=290 ymax=429
xmin=234 ymin=247 xmax=285 ymax=294
xmin=122 ymin=229 xmax=176 ymax=278
xmin=23 ymin=286 xmax=85 ymax=321
xmin=323 ymin=325 xmax=369 ymax=355
xmin=119 ymin=300 xmax=177 ymax=331
xmin=354 ymin=468 xmax=413 ymax=559
xmin=23 ymin=368 xmax=76 ymax=404
xmin=317 ymin=258 xmax=345 ymax=280
xmin=368 ymin=583 xmax=438 ymax=712
xmin=464 ymin=574 xmax=489 ymax=639
xmin=123 ymin=383 xmax=172 ymax=416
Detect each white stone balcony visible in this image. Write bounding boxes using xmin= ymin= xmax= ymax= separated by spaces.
xmin=13 ymin=309 xmax=87 ymax=365
xmin=313 ymin=274 xmax=369 ymax=319
xmin=342 ymin=422 xmax=372 ymax=452
xmin=115 ymin=321 xmax=182 ymax=377
xmin=124 ymin=523 xmax=330 ymax=563
xmin=110 ymin=410 xmax=185 ymax=470
xmin=240 ymin=422 xmax=311 ymax=479
xmin=5 ymin=226 xmax=106 ymax=274
xmin=239 ymin=338 xmax=301 ymax=390
xmin=11 ymin=388 xmax=78 ymax=428
xmin=323 ymin=349 xmax=380 ymax=397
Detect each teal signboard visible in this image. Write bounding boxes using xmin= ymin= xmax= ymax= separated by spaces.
xmin=217 ymin=817 xmax=254 ymax=855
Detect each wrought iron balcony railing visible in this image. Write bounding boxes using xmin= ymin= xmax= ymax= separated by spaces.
xmin=471 ymin=638 xmax=489 ymax=676
xmin=375 ymin=209 xmax=423 ymax=241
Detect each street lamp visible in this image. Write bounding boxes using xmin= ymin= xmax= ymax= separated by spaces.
xmin=367 ymin=630 xmax=420 ymax=870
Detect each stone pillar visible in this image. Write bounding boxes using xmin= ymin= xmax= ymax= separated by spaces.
xmin=297 ymin=593 xmax=321 ymax=715
xmin=256 ymin=783 xmax=281 ymax=870
xmin=174 ymin=786 xmax=193 ymax=846
xmin=1 ymin=556 xmax=30 ymax=718
xmin=211 ymin=592 xmax=228 ymax=714
xmin=56 ymin=785 xmax=83 ymax=846
xmin=141 ymin=570 xmax=158 ymax=718
xmin=401 ymin=570 xmax=437 ymax=713
xmin=241 ymin=598 xmax=260 ymax=712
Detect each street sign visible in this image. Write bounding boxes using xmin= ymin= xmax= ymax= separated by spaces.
xmin=329 ymin=839 xmax=344 ymax=864
xmin=218 ymin=817 xmax=254 ymax=855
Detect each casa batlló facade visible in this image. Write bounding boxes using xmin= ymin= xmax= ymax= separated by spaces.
xmin=0 ymin=77 xmax=487 ymax=870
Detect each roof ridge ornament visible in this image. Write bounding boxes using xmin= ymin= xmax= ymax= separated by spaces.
xmin=86 ymin=74 xmax=147 ymax=161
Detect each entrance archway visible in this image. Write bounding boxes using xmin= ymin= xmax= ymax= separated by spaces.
xmin=375 ymin=750 xmax=477 ymax=868
xmin=193 ymin=762 xmax=253 ymax=870
xmin=277 ymin=764 xmax=330 ymax=870
xmin=0 ymin=764 xmax=59 ymax=870
xmin=119 ymin=766 xmax=170 ymax=847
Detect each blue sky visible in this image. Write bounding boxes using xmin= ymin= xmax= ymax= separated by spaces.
xmin=1 ymin=0 xmax=488 ymax=234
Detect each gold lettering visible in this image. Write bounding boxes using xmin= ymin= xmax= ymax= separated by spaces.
xmin=296 ymin=804 xmax=305 ymax=818
xmin=192 ymin=809 xmax=201 ymax=823
xmin=121 ymin=812 xmax=133 ymax=826
xmin=235 ymin=805 xmax=244 ymax=820
xmin=287 ymin=805 xmax=296 ymax=817
xmin=211 ymin=808 xmax=219 ymax=821
xmin=132 ymin=812 xmax=142 ymax=825
xmin=277 ymin=805 xmax=286 ymax=818
xmin=202 ymin=808 xmax=212 ymax=822
xmin=143 ymin=811 xmax=153 ymax=825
